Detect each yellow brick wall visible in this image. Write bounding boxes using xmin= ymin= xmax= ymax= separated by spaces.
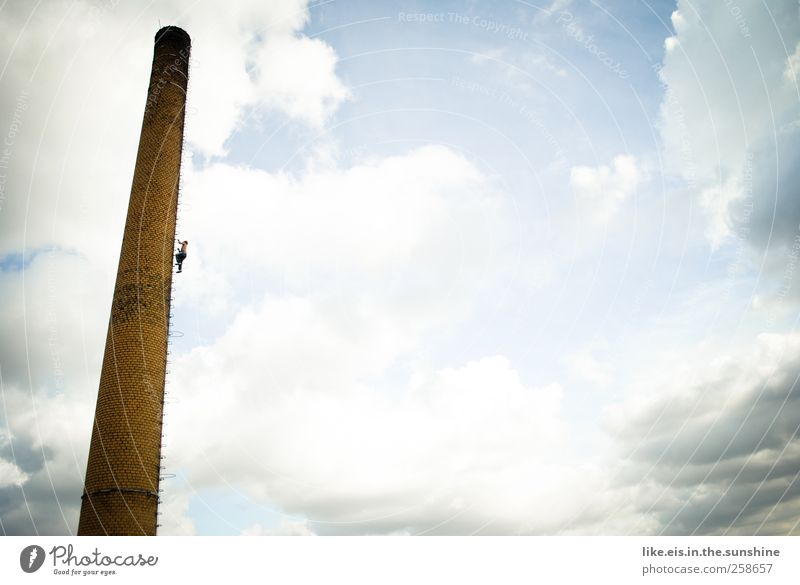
xmin=78 ymin=26 xmax=190 ymax=536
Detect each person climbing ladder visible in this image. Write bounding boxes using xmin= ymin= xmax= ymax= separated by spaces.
xmin=175 ymin=239 xmax=188 ymax=273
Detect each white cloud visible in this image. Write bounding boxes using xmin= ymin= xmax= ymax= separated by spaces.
xmin=657 ymin=1 xmax=800 ymax=250
xmin=241 ymin=519 xmax=315 ymax=535
xmin=0 ymin=249 xmax=110 ymax=533
xmin=166 ymin=290 xmax=604 ymax=533
xmin=534 ymin=0 xmax=573 ymax=23
xmin=569 ymin=154 xmax=639 ymax=224
xmin=604 ymin=332 xmax=800 ymax=534
xmin=182 ymin=0 xmax=349 ymax=155
xmin=158 ymin=489 xmax=197 ymax=535
xmin=0 ymin=458 xmax=29 ymax=488
xmin=0 ymin=382 xmax=96 ymax=533
xmin=179 ymin=145 xmax=510 ymax=294
xmin=699 ymin=177 xmax=744 ymax=249
xmin=670 ymin=10 xmax=688 ymax=32
xmin=250 ymin=35 xmax=350 ymax=128
xmin=172 ymin=255 xmax=233 ymax=318
xmin=783 ymin=42 xmax=800 ymax=84
xmin=0 ymin=252 xmax=109 ymax=392
xmin=157 ymin=142 xmax=573 ymax=534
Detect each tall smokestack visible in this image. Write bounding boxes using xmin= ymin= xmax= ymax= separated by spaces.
xmin=78 ymin=26 xmax=190 ymax=535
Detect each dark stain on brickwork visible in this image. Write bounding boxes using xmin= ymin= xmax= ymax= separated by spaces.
xmin=110 ymin=271 xmax=171 ymax=326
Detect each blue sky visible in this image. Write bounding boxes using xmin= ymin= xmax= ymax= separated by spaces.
xmin=1 ymin=0 xmax=800 ymax=536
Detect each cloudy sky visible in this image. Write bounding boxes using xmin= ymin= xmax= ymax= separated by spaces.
xmin=1 ymin=0 xmax=800 ymax=536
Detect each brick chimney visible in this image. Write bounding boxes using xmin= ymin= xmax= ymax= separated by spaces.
xmin=78 ymin=26 xmax=190 ymax=535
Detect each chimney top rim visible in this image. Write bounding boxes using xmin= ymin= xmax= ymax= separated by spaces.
xmin=154 ymin=26 xmax=191 ymax=48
